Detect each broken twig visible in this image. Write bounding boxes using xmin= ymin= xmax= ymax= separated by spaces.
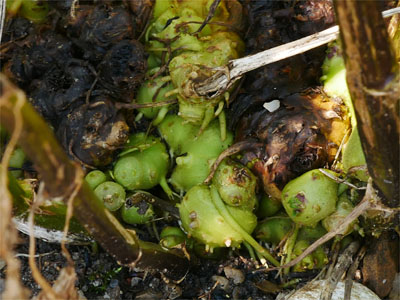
xmin=320 ymin=241 xmax=360 ymax=300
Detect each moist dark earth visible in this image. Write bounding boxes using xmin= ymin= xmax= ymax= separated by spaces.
xmin=0 ymin=232 xmax=288 ymax=299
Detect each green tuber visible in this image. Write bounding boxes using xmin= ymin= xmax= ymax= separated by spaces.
xmin=254 ymin=213 xmax=294 ymax=245
xmin=136 ymin=77 xmax=175 ymax=125
xmin=322 ymin=193 xmax=358 ymax=236
xmin=8 ymin=147 xmax=26 ymax=178
xmin=179 ymin=184 xmax=279 ymax=265
xmin=159 ymin=226 xmax=188 ymax=249
xmin=157 ymin=114 xmax=198 ymax=153
xmin=158 ymin=115 xmax=233 ymax=193
xmin=291 ymin=224 xmax=329 ymax=272
xmin=178 ymin=184 xmax=257 ymax=249
xmin=212 ymin=158 xmax=257 ymax=209
xmin=94 ymin=181 xmax=125 ymax=212
xmin=321 ymin=42 xmax=354 ymax=126
xmin=113 ymin=133 xmax=173 ymax=197
xmin=146 ymin=0 xmax=244 ymax=133
xmin=149 ymin=7 xmax=210 ymax=53
xmin=282 ymin=169 xmax=338 ymax=227
xmin=85 ymin=170 xmax=107 ymax=190
xmin=257 ymin=193 xmax=282 ymax=218
xmin=6 ymin=0 xmax=49 ymax=23
xmin=168 ymin=31 xmax=243 ymax=127
xmin=121 ymin=192 xmax=155 ymax=225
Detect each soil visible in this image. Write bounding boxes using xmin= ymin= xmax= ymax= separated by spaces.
xmin=0 ymin=233 xmax=287 ymax=299
xmin=1 ymin=231 xmax=399 ymax=299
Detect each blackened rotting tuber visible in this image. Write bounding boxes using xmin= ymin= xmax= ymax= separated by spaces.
xmin=234 ymin=89 xmax=349 ymax=199
xmin=219 ymin=0 xmax=344 ymax=199
xmin=1 ymin=17 xmax=33 ymax=42
xmin=1 ymin=1 xmax=151 ymax=167
xmin=98 ymin=39 xmax=147 ymax=100
xmin=66 ymin=4 xmax=136 ymax=62
xmin=57 ymin=97 xmax=129 ymax=167
xmin=30 ymin=61 xmax=94 ymax=122
xmin=3 ymin=31 xmax=73 ymax=90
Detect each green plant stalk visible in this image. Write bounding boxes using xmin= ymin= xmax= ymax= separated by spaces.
xmin=0 ymin=75 xmax=189 ymax=280
xmin=209 ymin=186 xmax=280 ymax=266
xmin=333 ymin=0 xmax=400 ymax=207
xmin=282 ymin=223 xmax=300 ymax=275
xmin=242 ymin=241 xmax=257 ymax=261
xmin=4 ymin=170 xmax=28 ymax=213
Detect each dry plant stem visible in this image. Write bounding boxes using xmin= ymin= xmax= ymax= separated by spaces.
xmin=0 ymin=0 xmax=5 ymax=44
xmin=0 ymin=93 xmax=29 ymax=299
xmin=28 ymin=187 xmax=60 ymax=300
xmin=194 ymin=7 xmax=400 ymax=99
xmin=0 ymin=75 xmax=189 ymax=280
xmin=325 ymin=239 xmax=341 ymax=280
xmin=334 ymin=0 xmax=400 ymax=206
xmin=320 ymin=240 xmax=360 ymax=300
xmin=344 ymin=246 xmax=367 ymax=300
xmin=195 ymin=25 xmax=340 ymax=98
xmin=60 ymin=178 xmax=81 ymax=266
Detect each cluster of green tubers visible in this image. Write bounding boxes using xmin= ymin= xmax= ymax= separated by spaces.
xmin=3 ymin=0 xmax=369 ymax=273
xmin=157 ymin=114 xmax=233 ymax=193
xmin=135 ymin=0 xmax=244 ymax=137
xmin=4 ymin=37 xmax=365 ymax=271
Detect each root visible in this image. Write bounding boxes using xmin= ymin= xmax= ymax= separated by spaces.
xmin=319 ymin=169 xmax=365 ymax=190
xmin=0 ymin=92 xmax=29 ymax=299
xmin=28 ymin=184 xmax=59 ymax=300
xmin=197 ymin=106 xmax=215 ymax=137
xmin=164 ymin=88 xmax=179 ymax=98
xmin=29 ymin=183 xmax=82 ymax=300
xmin=332 ymin=129 xmax=350 ymax=168
xmin=61 ymin=167 xmax=84 ymax=265
xmin=116 ymin=99 xmax=177 ymax=110
xmin=152 ymin=106 xmax=169 ymax=126
xmin=149 ymin=48 xmax=174 ymax=81
xmin=218 ymin=109 xmax=227 ymax=141
xmin=191 ymin=0 xmax=221 ymax=35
